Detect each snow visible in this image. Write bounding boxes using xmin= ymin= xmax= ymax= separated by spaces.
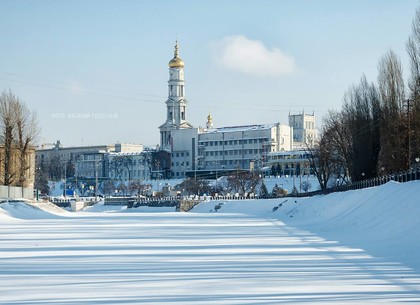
xmin=0 ymin=181 xmax=419 ymax=304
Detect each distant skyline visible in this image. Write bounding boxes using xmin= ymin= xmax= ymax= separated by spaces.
xmin=1 ymin=0 xmax=419 ymax=147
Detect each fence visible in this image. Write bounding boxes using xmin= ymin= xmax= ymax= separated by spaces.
xmin=292 ymin=166 xmax=420 ymax=198
xmin=0 ymin=185 xmax=34 ymax=200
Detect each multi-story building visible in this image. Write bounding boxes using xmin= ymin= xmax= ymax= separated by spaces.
xmin=197 ymin=118 xmax=292 ymax=172
xmin=158 ymin=42 xmax=295 ymax=178
xmin=288 ymin=112 xmax=316 ymax=148
xmin=267 ymin=150 xmax=312 ymax=176
xmin=36 ymin=141 xmax=144 ymax=181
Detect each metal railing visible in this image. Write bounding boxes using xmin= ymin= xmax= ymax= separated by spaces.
xmin=292 ymin=166 xmax=420 ymax=198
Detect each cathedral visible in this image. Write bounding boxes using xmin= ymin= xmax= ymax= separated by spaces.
xmin=159 ymin=42 xmax=315 ymax=178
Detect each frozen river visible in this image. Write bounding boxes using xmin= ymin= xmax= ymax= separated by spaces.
xmin=0 ymin=207 xmax=419 ymax=304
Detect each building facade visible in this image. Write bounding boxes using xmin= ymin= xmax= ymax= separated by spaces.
xmin=157 ymin=42 xmax=304 ymax=178
xmin=197 ymin=121 xmax=292 ymax=172
xmin=0 ymin=145 xmax=35 ymax=188
xmin=288 ymin=112 xmax=316 ymax=148
xmin=267 ymin=149 xmax=312 ymax=176
xmin=36 ymin=141 xmax=144 ymax=181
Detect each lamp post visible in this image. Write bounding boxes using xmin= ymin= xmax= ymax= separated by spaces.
xmin=95 ymin=159 xmax=100 ymax=201
xmin=194 ymin=156 xmax=201 ymax=183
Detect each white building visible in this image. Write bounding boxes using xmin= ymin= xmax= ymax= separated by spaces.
xmin=158 ymin=42 xmax=314 ymax=178
xmin=197 ymin=114 xmax=292 ymax=172
xmin=288 ymin=112 xmax=316 ymax=148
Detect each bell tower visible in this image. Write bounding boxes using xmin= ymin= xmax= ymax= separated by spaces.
xmin=159 ymin=41 xmax=193 ymax=151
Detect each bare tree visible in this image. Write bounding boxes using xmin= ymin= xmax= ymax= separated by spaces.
xmin=15 ymin=100 xmax=40 ymax=186
xmin=226 ymin=171 xmax=261 ymax=196
xmin=406 ymin=7 xmax=420 ymax=166
xmin=306 ymin=129 xmax=338 ymax=191
xmin=128 ymin=181 xmax=151 ymax=197
xmin=0 ymin=90 xmax=19 ymax=185
xmin=100 ymin=180 xmax=116 ymax=196
xmin=109 ymin=155 xmax=134 ymax=180
xmin=182 ymin=178 xmax=211 ymax=196
xmin=0 ymin=90 xmax=40 ymax=187
xmin=342 ymin=75 xmax=381 ymax=180
xmin=377 ymin=50 xmax=407 ymax=172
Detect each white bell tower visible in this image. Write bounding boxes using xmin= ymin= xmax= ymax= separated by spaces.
xmin=159 ymin=41 xmax=193 ymax=151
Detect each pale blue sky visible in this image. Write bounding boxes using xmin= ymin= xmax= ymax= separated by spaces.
xmin=1 ymin=0 xmax=418 ymax=147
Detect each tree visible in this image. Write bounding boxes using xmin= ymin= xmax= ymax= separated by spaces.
xmin=377 ymin=50 xmax=407 ymax=173
xmin=15 ymin=99 xmax=40 ymax=186
xmin=259 ymin=181 xmax=269 ymax=198
xmin=0 ymin=90 xmax=40 ymax=187
xmin=306 ymin=130 xmax=338 ymax=191
xmin=128 ymin=181 xmax=151 ymax=197
xmin=226 ymin=171 xmax=261 ymax=196
xmin=102 ymin=180 xmax=117 ymax=196
xmin=406 ymin=7 xmax=420 ymax=166
xmin=342 ymin=75 xmax=381 ymax=181
xmin=34 ymin=160 xmax=49 ymax=195
xmin=182 ymin=178 xmax=210 ymax=196
xmin=45 ymin=153 xmax=64 ymax=181
xmin=109 ymin=155 xmax=133 ymax=180
xmin=0 ymin=90 xmax=18 ymax=185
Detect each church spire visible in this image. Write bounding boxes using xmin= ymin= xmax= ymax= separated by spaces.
xmin=206 ymin=112 xmax=213 ymax=129
xmin=168 ymin=41 xmax=184 ymax=68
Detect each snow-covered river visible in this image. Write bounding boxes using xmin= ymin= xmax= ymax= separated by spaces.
xmin=0 ymin=207 xmax=419 ymax=304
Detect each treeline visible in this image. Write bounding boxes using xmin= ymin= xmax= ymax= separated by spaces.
xmin=311 ymin=7 xmax=420 ymax=188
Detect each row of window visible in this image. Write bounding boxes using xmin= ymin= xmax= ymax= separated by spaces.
xmin=172 ymin=161 xmax=190 ymax=167
xmin=171 ymin=151 xmax=190 ymax=158
xmin=200 ymin=138 xmax=268 ymax=147
xmin=269 ymin=154 xmax=310 ymax=160
xmin=204 ymin=149 xmax=266 ymax=157
xmin=109 ymin=169 xmax=149 ymax=179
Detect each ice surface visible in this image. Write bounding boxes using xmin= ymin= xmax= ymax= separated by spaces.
xmin=0 ymin=180 xmax=419 ymax=304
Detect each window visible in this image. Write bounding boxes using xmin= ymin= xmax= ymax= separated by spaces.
xmin=176 ymin=153 xmax=179 ymax=157
xmin=181 ymin=152 xmax=184 ymax=157
xmin=234 ymin=140 xmax=237 ymax=145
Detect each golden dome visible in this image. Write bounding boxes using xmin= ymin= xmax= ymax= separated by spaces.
xmin=168 ymin=41 xmax=185 ymax=68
